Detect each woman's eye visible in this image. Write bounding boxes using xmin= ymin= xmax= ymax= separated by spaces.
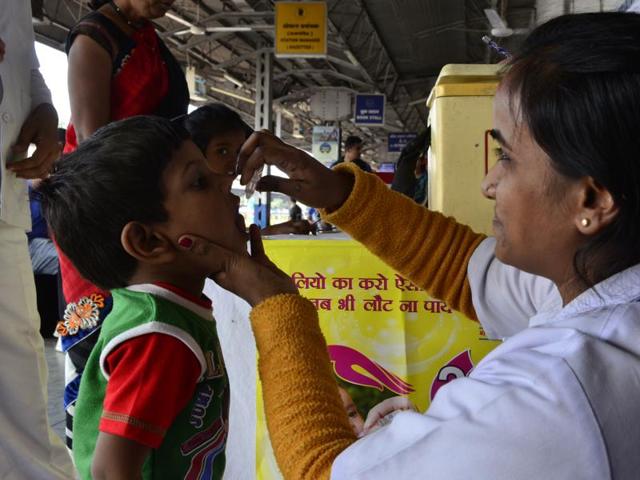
xmin=495 ymin=147 xmax=511 ymax=162
xmin=217 ymin=148 xmax=229 ymax=156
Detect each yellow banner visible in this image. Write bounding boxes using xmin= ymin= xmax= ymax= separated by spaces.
xmin=257 ymin=239 xmax=500 ymax=478
xmin=275 ymin=1 xmax=327 ymax=58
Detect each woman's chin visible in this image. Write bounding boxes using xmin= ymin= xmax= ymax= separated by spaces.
xmin=492 ymin=239 xmax=511 ymax=266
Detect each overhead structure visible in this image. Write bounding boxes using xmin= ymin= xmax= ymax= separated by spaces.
xmin=483 ymin=7 xmax=530 ymax=37
xmin=34 ymin=0 xmax=624 ymax=157
xmin=253 ymin=45 xmax=274 ymax=227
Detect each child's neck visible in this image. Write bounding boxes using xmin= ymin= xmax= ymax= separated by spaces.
xmin=128 ymin=269 xmax=206 ymax=298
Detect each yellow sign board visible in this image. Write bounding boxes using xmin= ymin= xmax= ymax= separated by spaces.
xmin=275 ymin=1 xmax=327 ymax=58
xmin=256 ymin=239 xmax=501 ymax=478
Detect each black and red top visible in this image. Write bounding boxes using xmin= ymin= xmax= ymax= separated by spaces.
xmin=57 ymin=10 xmax=188 ymax=348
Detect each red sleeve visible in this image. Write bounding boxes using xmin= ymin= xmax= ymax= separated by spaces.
xmin=99 ymin=333 xmax=202 ymax=448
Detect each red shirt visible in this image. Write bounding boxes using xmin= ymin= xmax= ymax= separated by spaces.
xmin=99 ymin=332 xmax=201 ymax=448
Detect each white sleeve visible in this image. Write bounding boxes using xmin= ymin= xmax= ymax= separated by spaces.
xmin=330 ymin=359 xmax=606 ymax=480
xmin=467 ymin=237 xmax=561 ymax=339
xmin=30 ymin=46 xmax=52 ymax=110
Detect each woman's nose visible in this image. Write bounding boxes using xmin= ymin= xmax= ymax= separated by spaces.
xmin=481 ymin=164 xmax=499 ymax=200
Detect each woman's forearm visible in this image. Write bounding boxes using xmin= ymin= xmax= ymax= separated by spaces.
xmin=322 ymin=164 xmax=486 ymax=320
xmin=251 ymin=294 xmax=357 ymax=480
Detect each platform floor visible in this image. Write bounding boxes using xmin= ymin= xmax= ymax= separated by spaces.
xmin=44 ymin=338 xmax=66 ymax=441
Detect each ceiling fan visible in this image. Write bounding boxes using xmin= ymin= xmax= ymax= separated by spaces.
xmin=483 ymin=8 xmax=528 ymax=37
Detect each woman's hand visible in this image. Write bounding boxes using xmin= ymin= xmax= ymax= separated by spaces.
xmin=178 ymin=224 xmax=298 ymax=306
xmin=237 ymin=130 xmax=354 ymax=212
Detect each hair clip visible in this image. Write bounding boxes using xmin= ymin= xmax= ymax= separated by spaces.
xmin=482 ymin=35 xmax=511 ymax=58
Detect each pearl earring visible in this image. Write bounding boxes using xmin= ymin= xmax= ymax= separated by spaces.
xmin=581 ymin=218 xmax=591 ymax=228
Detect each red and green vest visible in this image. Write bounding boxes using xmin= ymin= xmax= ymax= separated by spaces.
xmin=73 ymin=285 xmax=228 ymax=480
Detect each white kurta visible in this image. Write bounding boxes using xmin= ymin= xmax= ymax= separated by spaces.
xmin=332 ymin=238 xmax=640 ymax=479
xmin=0 ymin=2 xmax=74 ymax=478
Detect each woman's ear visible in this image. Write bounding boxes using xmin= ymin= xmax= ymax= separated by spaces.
xmin=575 ymin=177 xmax=619 ymax=235
xmin=121 ymin=222 xmax=176 ymax=265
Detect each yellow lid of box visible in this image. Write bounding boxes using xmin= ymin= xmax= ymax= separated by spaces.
xmin=427 ymin=64 xmax=502 ymax=106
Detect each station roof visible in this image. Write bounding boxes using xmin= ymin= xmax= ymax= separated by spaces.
xmin=33 ymin=0 xmax=625 ymax=155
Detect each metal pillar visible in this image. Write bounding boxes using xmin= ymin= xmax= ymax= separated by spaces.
xmin=254 ymin=48 xmax=273 ymax=226
xmin=275 ymin=109 xmax=283 ymax=138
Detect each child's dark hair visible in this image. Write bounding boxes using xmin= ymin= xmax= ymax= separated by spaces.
xmin=38 ymin=116 xmax=188 ymax=290
xmin=184 ymin=103 xmax=253 ymax=153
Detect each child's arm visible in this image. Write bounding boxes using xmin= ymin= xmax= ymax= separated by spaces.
xmin=92 ymin=432 xmax=150 ymax=480
xmin=94 ymin=333 xmax=202 ymax=477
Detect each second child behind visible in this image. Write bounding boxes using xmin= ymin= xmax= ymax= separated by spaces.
xmin=38 ymin=116 xmax=248 ymax=479
xmin=184 ymin=103 xmax=315 ymax=236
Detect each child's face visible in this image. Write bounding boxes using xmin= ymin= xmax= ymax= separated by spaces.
xmin=339 ymin=387 xmax=365 ymax=436
xmin=159 ymin=139 xmax=248 ymax=255
xmin=204 ymin=129 xmax=248 ymax=176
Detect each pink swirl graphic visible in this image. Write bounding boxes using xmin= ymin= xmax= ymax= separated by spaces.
xmin=328 ymin=344 xmax=414 ymax=395
xmin=430 ymin=349 xmax=474 ymax=400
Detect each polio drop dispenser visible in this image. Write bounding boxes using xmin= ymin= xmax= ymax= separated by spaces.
xmin=426 ymin=64 xmax=501 ymax=235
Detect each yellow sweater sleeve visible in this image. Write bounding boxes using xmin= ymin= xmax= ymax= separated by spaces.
xmin=322 ymin=163 xmax=487 ymax=321
xmin=250 ymin=294 xmax=357 ymax=480
xmin=252 ymin=166 xmax=489 ymax=478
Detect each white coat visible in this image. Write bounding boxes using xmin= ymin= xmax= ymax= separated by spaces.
xmin=332 ymin=238 xmax=640 ymax=479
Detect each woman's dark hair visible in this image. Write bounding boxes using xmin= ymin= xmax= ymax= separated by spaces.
xmin=38 ymin=116 xmax=188 ymax=290
xmin=184 ymin=103 xmax=254 ymax=153
xmin=504 ymin=12 xmax=640 ymax=286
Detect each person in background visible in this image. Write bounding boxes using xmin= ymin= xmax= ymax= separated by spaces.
xmin=332 ymin=135 xmax=372 ymax=172
xmin=261 ymin=218 xmax=314 ymax=236
xmin=413 ymin=151 xmax=427 ymax=205
xmin=27 ymin=127 xmax=67 ymax=275
xmin=0 ymin=1 xmax=74 ymax=477
xmin=58 ymin=0 xmax=189 ymax=448
xmin=184 ymin=104 xmax=315 ymax=236
xmin=181 ymin=11 xmax=640 ymax=479
xmin=289 ymin=197 xmax=303 ymax=221
xmin=338 ymin=387 xmax=365 ymax=437
xmin=390 ymin=128 xmax=429 ymax=201
xmin=27 ymin=181 xmax=59 ymax=275
xmin=307 ymin=206 xmax=320 ymax=224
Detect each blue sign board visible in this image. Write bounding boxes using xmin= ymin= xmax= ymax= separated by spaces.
xmin=354 ymin=94 xmax=385 ymax=126
xmin=388 ymin=132 xmax=418 ymax=153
